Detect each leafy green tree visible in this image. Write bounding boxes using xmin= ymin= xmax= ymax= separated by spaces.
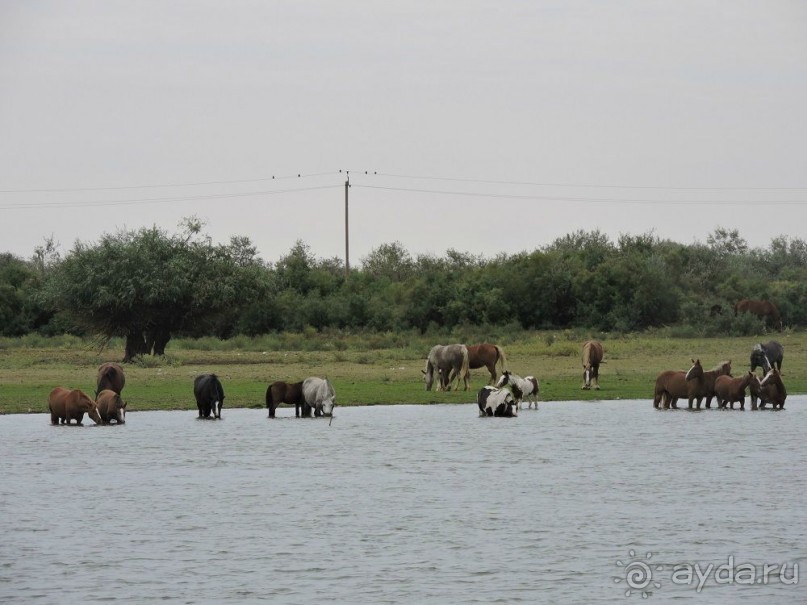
xmin=43 ymin=223 xmax=267 ymax=360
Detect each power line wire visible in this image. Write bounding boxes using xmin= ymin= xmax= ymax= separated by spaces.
xmin=0 ymin=171 xmax=336 ymax=194
xmin=0 ymin=185 xmax=342 ymax=210
xmin=355 ymin=184 xmax=807 ymax=205
xmin=372 ymin=171 xmax=807 ymax=191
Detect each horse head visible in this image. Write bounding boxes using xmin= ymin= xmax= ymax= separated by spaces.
xmin=495 ymin=371 xmax=511 ymax=389
xmin=685 ymin=359 xmax=703 ymax=381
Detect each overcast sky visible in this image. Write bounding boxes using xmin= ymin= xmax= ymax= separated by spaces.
xmin=2 ymin=1 xmax=806 ymax=266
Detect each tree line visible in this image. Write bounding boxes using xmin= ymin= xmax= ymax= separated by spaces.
xmin=1 ymin=222 xmax=804 ymax=359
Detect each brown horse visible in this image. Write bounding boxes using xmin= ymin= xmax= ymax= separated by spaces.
xmin=466 ymin=343 xmax=508 ymax=384
xmin=581 ymin=340 xmax=603 ymax=389
xmin=652 ymin=360 xmax=699 ymax=409
xmin=755 ymin=368 xmax=787 ymax=410
xmin=96 ymin=362 xmax=125 ymax=396
xmin=266 ymin=380 xmax=307 ymax=418
xmin=48 ymin=387 xmax=102 ymax=425
xmin=685 ymin=359 xmax=732 ymax=409
xmin=734 ymin=299 xmax=782 ymax=331
xmin=714 ymin=371 xmax=754 ymax=410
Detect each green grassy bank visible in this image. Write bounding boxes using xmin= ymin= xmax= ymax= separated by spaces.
xmin=1 ymin=330 xmax=803 ymax=415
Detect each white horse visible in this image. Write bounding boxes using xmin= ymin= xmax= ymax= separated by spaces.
xmin=302 ymin=377 xmax=336 ymax=417
xmin=495 ymin=371 xmax=540 ymax=409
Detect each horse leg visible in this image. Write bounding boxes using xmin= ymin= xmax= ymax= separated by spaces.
xmin=487 ymin=363 xmax=496 ymax=385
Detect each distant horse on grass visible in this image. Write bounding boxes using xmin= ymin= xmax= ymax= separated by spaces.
xmin=466 ymin=343 xmax=508 ymax=384
xmin=266 ymin=380 xmax=306 ymax=418
xmin=581 ymin=340 xmax=603 ymax=390
xmin=735 ymin=299 xmax=782 ymax=331
xmin=750 ymin=340 xmax=784 ymax=374
xmin=96 ymin=362 xmax=125 ymax=397
xmin=422 ymin=344 xmax=470 ymax=391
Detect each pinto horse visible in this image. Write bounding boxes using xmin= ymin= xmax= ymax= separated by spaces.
xmin=266 ymin=380 xmax=307 ymax=418
xmin=466 ymin=343 xmax=508 ymax=384
xmin=714 ymin=371 xmax=754 ymax=410
xmin=685 ymin=359 xmax=732 ymax=409
xmin=734 ymin=299 xmax=782 ymax=331
xmin=652 ymin=360 xmax=700 ymax=409
xmin=495 ymin=371 xmax=539 ymax=409
xmin=581 ymin=340 xmax=603 ymax=390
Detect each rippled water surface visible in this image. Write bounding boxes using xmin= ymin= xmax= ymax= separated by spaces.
xmin=2 ymin=400 xmax=806 ymax=604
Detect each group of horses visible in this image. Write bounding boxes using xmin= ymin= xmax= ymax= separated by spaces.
xmin=47 ymin=362 xmax=337 ymax=425
xmin=45 ymin=328 xmax=790 ymax=425
xmin=48 ymin=362 xmax=128 ymax=425
xmin=653 ymin=340 xmax=786 ymax=411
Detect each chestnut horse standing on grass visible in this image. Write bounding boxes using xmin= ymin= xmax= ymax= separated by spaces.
xmin=466 ymin=343 xmax=508 ymax=384
xmin=734 ymin=299 xmax=782 ymax=331
xmin=581 ymin=340 xmax=603 ymax=390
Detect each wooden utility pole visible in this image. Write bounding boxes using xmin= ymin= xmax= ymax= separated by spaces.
xmin=344 ymin=174 xmax=350 ymax=277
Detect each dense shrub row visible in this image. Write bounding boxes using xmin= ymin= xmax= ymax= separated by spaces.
xmin=1 ymin=226 xmax=803 ymax=348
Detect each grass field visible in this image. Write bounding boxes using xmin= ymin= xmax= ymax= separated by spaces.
xmin=0 ymin=330 xmax=803 ymax=414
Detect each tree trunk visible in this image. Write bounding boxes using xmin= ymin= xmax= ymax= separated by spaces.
xmin=123 ymin=330 xmax=148 ymax=362
xmin=152 ymin=329 xmax=171 ymax=356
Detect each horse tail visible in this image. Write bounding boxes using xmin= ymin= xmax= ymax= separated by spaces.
xmin=461 ymin=346 xmax=470 ymax=387
xmin=495 ymin=345 xmax=508 ymax=373
xmin=265 ymin=385 xmax=274 ymax=409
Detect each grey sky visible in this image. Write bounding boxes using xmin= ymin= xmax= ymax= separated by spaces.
xmin=2 ymin=1 xmax=806 ymax=266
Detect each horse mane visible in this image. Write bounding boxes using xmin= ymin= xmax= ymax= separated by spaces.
xmin=710 ymin=361 xmax=731 ymax=372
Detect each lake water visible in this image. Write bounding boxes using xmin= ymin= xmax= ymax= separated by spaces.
xmin=1 ymin=399 xmax=806 ymax=604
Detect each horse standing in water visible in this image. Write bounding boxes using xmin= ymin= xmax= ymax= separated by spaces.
xmin=581 ymin=340 xmax=603 ymax=390
xmin=466 ymin=343 xmax=508 ymax=384
xmin=754 ymin=368 xmax=787 ymax=410
xmin=422 ymin=344 xmax=470 ymax=391
xmin=653 ymin=360 xmax=700 ymax=409
xmin=495 ymin=371 xmax=539 ymax=409
xmin=734 ymin=299 xmax=782 ymax=331
xmin=685 ymin=359 xmax=732 ymax=409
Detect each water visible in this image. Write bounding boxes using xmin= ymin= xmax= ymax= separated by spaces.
xmin=2 ymin=400 xmax=806 ymax=604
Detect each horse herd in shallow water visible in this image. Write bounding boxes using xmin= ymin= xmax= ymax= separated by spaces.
xmin=45 ymin=337 xmax=788 ymax=425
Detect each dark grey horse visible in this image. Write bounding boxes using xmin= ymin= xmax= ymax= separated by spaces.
xmin=750 ymin=340 xmax=784 ymax=374
xmin=422 ymin=344 xmax=470 ymax=391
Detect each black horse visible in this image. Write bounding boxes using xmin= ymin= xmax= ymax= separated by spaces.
xmin=750 ymin=340 xmax=784 ymax=374
xmin=193 ymin=374 xmax=225 ymax=419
